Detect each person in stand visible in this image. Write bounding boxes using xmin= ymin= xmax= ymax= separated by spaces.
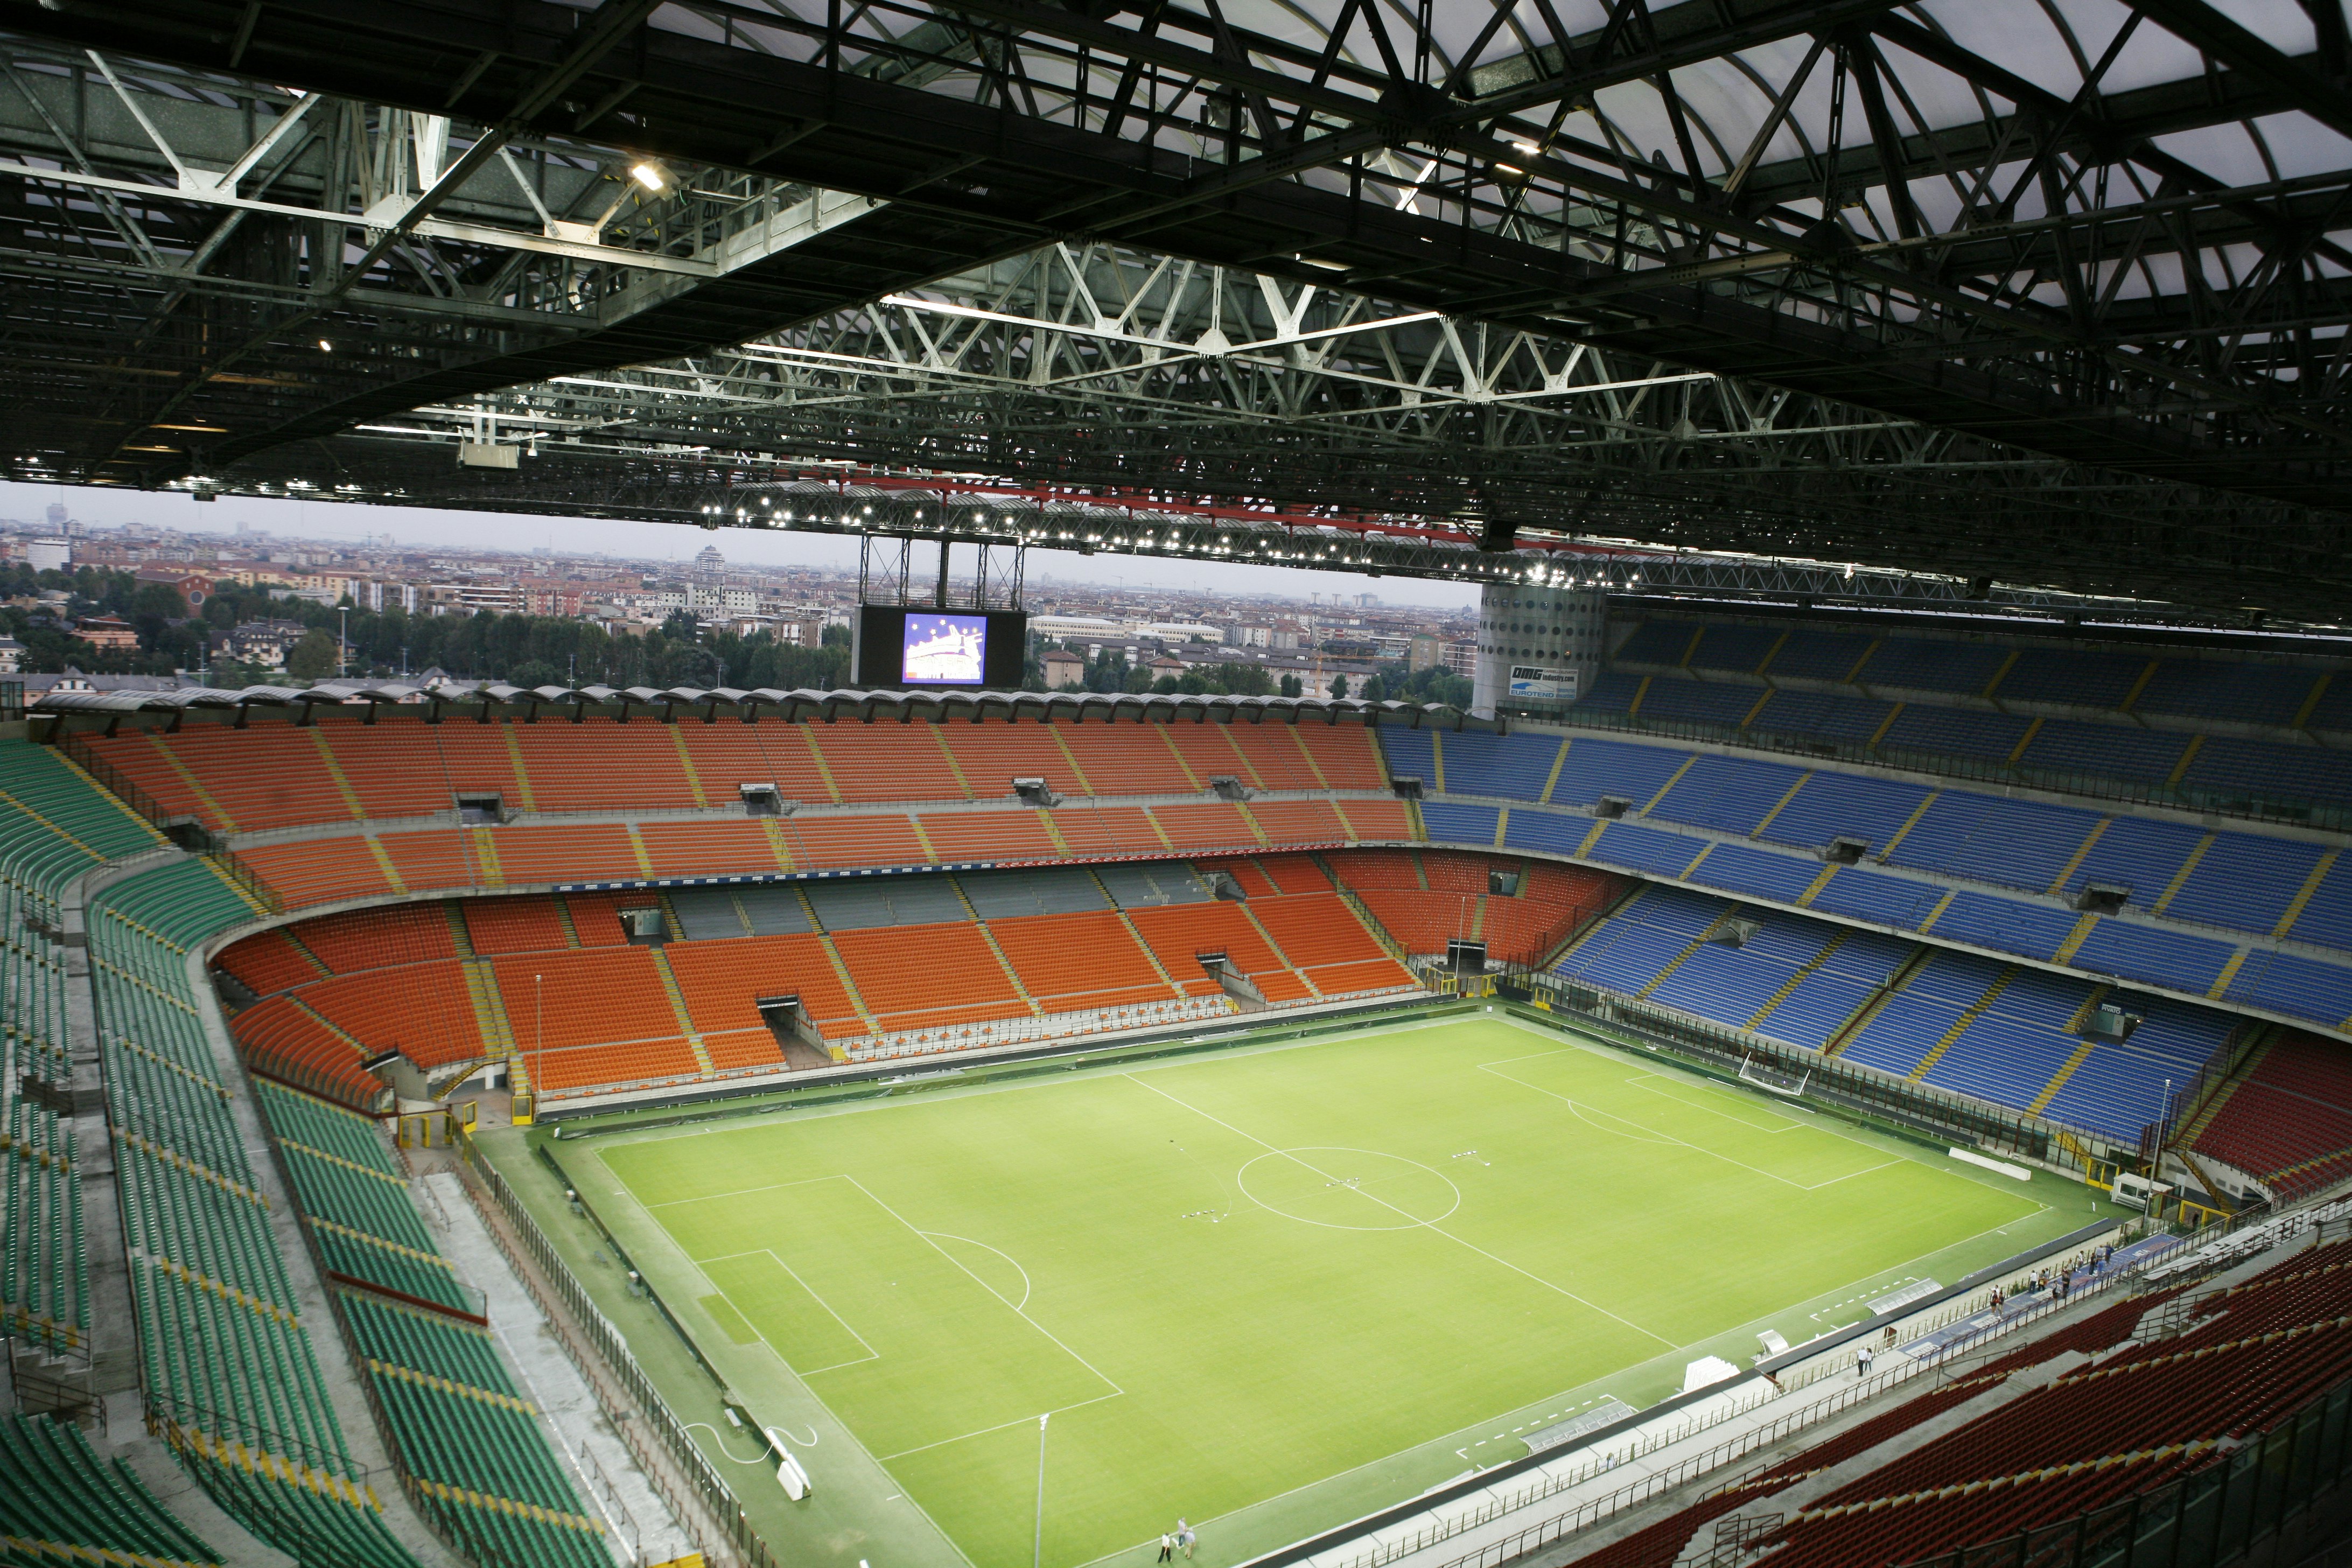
xmin=1158 ymin=1534 xmax=1174 ymax=1563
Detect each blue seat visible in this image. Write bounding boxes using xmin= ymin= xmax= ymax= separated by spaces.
xmin=1809 ymin=865 xmax=1944 ymax=928
xmin=1615 ymin=881 xmax=1731 ymax=937
xmin=1613 ymin=620 xmax=1696 ymax=666
xmin=1818 ymin=928 xmax=1920 ymax=986
xmin=1637 ymin=678 xmax=1763 ymax=727
xmin=1573 ymin=671 xmax=1642 ymax=713
xmin=1998 ymin=647 xmax=2155 ymax=709
xmin=1757 ymin=771 xmax=1934 ymax=856
xmin=2184 ymin=739 xmax=2352 ymax=808
xmin=1419 ymin=801 xmax=1499 ymax=846
xmin=1886 ymin=792 xmax=2102 ymax=894
xmin=1748 ymin=688 xmax=1894 ymax=740
xmin=1687 ymin=624 xmax=1782 ymax=675
xmin=1688 ymin=842 xmax=1824 ymax=904
xmin=1879 ymin=705 xmax=2031 ymax=761
xmin=1649 ymin=942 xmax=1798 ymax=1025
xmin=1767 ymin=628 xmax=1876 ymax=683
xmin=1924 ymin=1015 xmax=2077 ymax=1111
xmin=2226 ymin=950 xmax=2352 ymax=1030
xmin=2059 ymin=815 xmax=2207 ymax=904
xmin=2285 ymin=861 xmax=2352 ymax=951
xmin=2043 ymin=1047 xmax=2176 ymax=1143
xmin=2069 ymin=920 xmax=2237 ymax=995
xmin=2165 ymin=831 xmax=2328 ymax=936
xmin=1860 ymin=639 xmax=2011 ymax=696
xmin=1437 ymin=730 xmax=1564 ymax=801
xmin=1756 ymin=970 xmax=1877 ymax=1050
xmin=1904 ymin=948 xmax=2010 ymax=1007
xmin=1929 ymin=892 xmax=2082 ymax=962
xmin=1840 ymin=992 xmax=1966 ymax=1075
xmin=2137 ymin=659 xmax=2319 ymax=729
xmin=1502 ymin=808 xmax=1592 ymax=858
xmin=1550 ymin=737 xmax=1698 ymax=809
xmin=1377 ymin=726 xmax=1435 ymax=785
xmin=1588 ymin=821 xmax=1706 ymax=878
xmin=2018 ymin=718 xmax=2188 ymax=782
xmin=1647 ymin=754 xmax=1809 ymax=835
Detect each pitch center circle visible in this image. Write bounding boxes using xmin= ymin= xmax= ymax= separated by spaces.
xmin=1236 ymin=1147 xmax=1461 ymax=1231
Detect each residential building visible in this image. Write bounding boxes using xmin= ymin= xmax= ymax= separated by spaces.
xmin=71 ymin=614 xmax=138 ymax=650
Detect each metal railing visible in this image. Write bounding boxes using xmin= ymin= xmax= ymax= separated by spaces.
xmin=1556 ymin=703 xmax=2352 ymax=834
xmin=458 ymin=1130 xmax=774 ymax=1568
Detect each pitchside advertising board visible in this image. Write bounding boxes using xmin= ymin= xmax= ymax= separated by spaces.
xmin=851 ymin=605 xmax=1031 ymax=689
xmin=1508 ymin=664 xmax=1579 ymax=703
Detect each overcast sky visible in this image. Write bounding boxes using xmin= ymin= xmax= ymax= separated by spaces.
xmin=4 ymin=483 xmax=1481 ymax=611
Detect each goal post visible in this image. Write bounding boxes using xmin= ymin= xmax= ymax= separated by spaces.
xmin=1738 ymin=1052 xmax=1810 ymax=1098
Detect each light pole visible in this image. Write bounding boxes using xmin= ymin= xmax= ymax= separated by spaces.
xmin=535 ymin=974 xmax=544 ymax=1102
xmin=1033 ymin=1411 xmax=1049 ymax=1568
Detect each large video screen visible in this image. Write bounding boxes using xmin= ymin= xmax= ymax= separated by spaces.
xmin=900 ymin=612 xmax=989 ymax=685
xmin=851 ymin=605 xmax=1029 ymax=689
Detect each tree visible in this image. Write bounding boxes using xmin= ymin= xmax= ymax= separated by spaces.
xmin=661 ymin=608 xmax=702 ymax=641
xmin=1329 ymin=675 xmax=1348 ymax=699
xmin=1360 ymin=674 xmax=1388 ymax=703
xmin=285 ymin=629 xmax=339 ymax=680
xmin=1279 ymin=673 xmax=1302 ymax=698
xmin=507 ymin=659 xmax=562 ymax=689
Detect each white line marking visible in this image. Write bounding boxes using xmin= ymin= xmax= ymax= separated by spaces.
xmin=653 ymin=1172 xmax=853 ymax=1208
xmin=698 ymin=1247 xmax=881 ymax=1373
xmin=1478 ymin=1062 xmax=1890 ymax=1193
xmin=920 ymin=1231 xmax=1034 ymax=1313
xmin=844 ymin=1175 xmax=1125 ymax=1397
xmin=1123 ymin=1074 xmax=1675 ymax=1349
xmin=874 ymin=1391 xmax=1126 ymax=1462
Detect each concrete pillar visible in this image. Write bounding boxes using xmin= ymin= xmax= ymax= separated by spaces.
xmin=1471 ymin=583 xmax=1607 ymax=720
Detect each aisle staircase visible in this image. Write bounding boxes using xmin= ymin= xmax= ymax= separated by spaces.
xmin=2175 ymin=1029 xmax=2276 ymax=1147
xmin=1824 ymin=944 xmax=1931 ymax=1058
xmin=1908 ymin=964 xmax=2019 ymax=1081
xmin=1747 ymin=929 xmax=1849 ymax=1031
xmin=1238 ymin=900 xmax=1320 ymax=997
xmin=648 ymin=947 xmax=715 ymax=1077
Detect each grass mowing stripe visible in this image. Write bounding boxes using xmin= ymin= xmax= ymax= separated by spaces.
xmin=1124 ymin=1073 xmax=1678 ymax=1349
xmin=597 ymin=1017 xmax=2055 ymax=1568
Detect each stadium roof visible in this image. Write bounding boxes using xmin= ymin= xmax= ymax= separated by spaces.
xmin=0 ymin=0 xmax=2345 ymax=621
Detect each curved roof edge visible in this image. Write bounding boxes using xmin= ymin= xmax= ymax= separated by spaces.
xmin=30 ymin=682 xmax=1481 ymax=727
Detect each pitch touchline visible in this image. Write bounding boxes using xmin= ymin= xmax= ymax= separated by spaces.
xmin=1122 ymin=1075 xmax=1675 ymax=1349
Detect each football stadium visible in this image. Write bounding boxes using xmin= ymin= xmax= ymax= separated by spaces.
xmin=3 ymin=3 xmax=2352 ymax=1568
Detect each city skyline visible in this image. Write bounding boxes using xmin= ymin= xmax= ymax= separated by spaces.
xmin=0 ymin=482 xmax=1482 ymax=610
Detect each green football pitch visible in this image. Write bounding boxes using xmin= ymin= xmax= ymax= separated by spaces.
xmin=582 ymin=1014 xmax=2074 ymax=1568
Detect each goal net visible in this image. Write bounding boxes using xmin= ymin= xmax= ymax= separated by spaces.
xmin=1738 ymin=1053 xmax=1810 ymax=1098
